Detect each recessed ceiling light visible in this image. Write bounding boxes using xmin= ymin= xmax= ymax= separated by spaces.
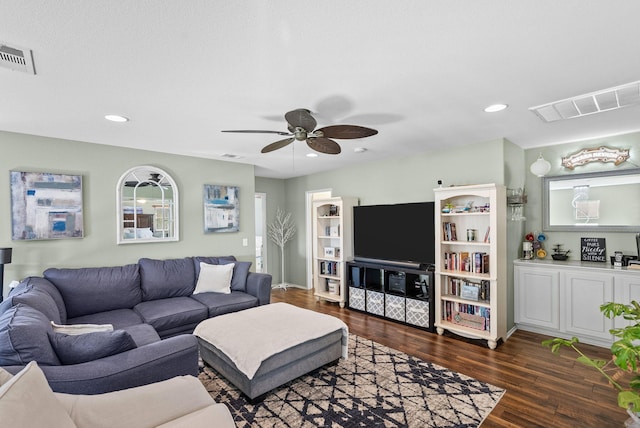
xmin=104 ymin=114 xmax=129 ymax=122
xmin=306 ymin=153 xmax=319 ymax=158
xmin=354 ymin=147 xmax=367 ymax=153
xmin=484 ymin=104 xmax=508 ymax=113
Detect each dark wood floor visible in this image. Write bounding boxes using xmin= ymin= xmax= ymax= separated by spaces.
xmin=272 ymin=288 xmax=626 ymax=427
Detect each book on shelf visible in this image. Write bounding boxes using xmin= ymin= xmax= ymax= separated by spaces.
xmin=442 ymin=222 xmax=458 ymax=241
xmin=446 ymin=277 xmax=490 ymax=301
xmin=483 ymin=226 xmax=490 ymax=243
xmin=443 ymin=301 xmax=491 ymax=331
xmin=442 ymin=252 xmax=489 ymax=274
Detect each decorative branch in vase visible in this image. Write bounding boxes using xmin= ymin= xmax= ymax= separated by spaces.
xmin=268 ymin=207 xmax=296 ymax=290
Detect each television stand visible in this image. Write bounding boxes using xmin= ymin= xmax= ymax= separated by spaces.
xmin=346 ymin=260 xmax=435 ymax=332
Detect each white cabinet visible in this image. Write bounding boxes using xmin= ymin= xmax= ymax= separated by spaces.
xmin=312 ymin=197 xmax=357 ymax=308
xmin=515 ymin=266 xmax=559 ymax=330
xmin=563 ymin=271 xmax=614 ymax=342
xmin=434 ymin=183 xmax=507 ymax=349
xmin=514 ymin=260 xmax=639 ymax=348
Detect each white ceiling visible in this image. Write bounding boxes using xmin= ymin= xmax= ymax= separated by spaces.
xmin=1 ymin=1 xmax=640 ymax=179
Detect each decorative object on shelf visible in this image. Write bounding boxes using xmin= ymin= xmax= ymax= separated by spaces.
xmin=551 ymin=244 xmax=570 ymax=260
xmin=542 ymin=301 xmax=640 ymax=425
xmin=530 ymin=153 xmax=551 ymax=177
xmin=561 ymin=146 xmax=630 ymax=170
xmin=581 ymin=237 xmax=606 ymax=262
xmin=522 ymin=231 xmax=546 ymax=259
xmin=203 ymin=184 xmax=239 ymax=233
xmin=10 ymin=171 xmax=84 ymax=240
xmin=268 ymin=207 xmax=296 ymax=290
xmin=0 ymin=247 xmax=12 ymax=302
xmin=507 ymin=188 xmax=527 ymax=221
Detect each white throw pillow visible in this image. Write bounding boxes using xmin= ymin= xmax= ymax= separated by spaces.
xmin=0 ymin=361 xmax=76 ymax=427
xmin=51 ymin=321 xmax=114 ymax=335
xmin=194 ymin=262 xmax=234 ymax=294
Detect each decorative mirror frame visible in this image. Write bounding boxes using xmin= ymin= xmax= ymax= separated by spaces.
xmin=116 ymin=165 xmax=179 ymax=244
xmin=542 ymin=167 xmax=640 ymax=232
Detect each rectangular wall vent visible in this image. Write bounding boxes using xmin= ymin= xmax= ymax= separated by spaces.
xmin=530 ymin=80 xmax=640 ymax=122
xmin=0 ymin=42 xmax=36 ymax=74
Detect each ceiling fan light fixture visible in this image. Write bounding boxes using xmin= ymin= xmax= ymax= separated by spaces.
xmin=484 ymin=104 xmax=508 ymax=113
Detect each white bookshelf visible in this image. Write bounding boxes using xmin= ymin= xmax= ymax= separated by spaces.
xmin=434 ymin=183 xmax=506 ymax=349
xmin=312 ymin=197 xmax=358 ymax=307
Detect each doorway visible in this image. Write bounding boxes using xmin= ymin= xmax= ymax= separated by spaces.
xmin=305 ymin=189 xmax=332 ymax=289
xmin=254 ymin=193 xmax=267 ymax=273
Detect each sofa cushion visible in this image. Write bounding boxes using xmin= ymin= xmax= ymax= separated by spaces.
xmin=190 ymin=292 xmax=258 ymax=317
xmin=0 ymin=362 xmax=76 ymax=428
xmin=223 ymin=260 xmax=252 ymax=292
xmin=49 ymin=330 xmax=137 ymax=365
xmin=67 ymin=309 xmax=143 ymax=330
xmin=0 ymin=304 xmax=60 ymax=366
xmin=134 ymin=297 xmax=207 ymax=334
xmin=194 ymin=263 xmax=234 ymax=294
xmin=4 ymin=283 xmax=62 ymax=324
xmin=139 ymin=258 xmax=196 ymax=301
xmin=8 ymin=276 xmax=68 ymax=322
xmin=44 ymin=264 xmax=142 ymax=319
xmin=193 ymin=256 xmax=236 ymax=278
xmin=120 ymin=324 xmax=161 ymax=347
xmin=194 ymin=256 xmax=250 ymax=292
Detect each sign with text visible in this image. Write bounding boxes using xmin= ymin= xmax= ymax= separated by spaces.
xmin=581 ymin=237 xmax=606 ymax=262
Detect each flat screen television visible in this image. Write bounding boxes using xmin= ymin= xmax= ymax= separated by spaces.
xmin=353 ymin=201 xmax=435 ymax=268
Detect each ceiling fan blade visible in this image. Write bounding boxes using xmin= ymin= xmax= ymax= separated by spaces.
xmin=285 ymin=109 xmax=317 ymax=132
xmin=222 ymin=130 xmax=291 ymax=136
xmin=261 ymin=138 xmax=295 ymax=153
xmin=316 ymin=125 xmax=378 ymax=139
xmin=307 ymin=137 xmax=341 ymax=155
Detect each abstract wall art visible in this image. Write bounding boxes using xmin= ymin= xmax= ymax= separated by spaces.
xmin=10 ymin=171 xmax=84 ymax=240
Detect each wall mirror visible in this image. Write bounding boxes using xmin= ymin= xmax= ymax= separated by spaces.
xmin=542 ymin=167 xmax=640 ymax=232
xmin=116 ymin=166 xmax=179 ymax=244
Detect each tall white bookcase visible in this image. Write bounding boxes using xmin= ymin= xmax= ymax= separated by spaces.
xmin=434 ymin=183 xmax=506 ymax=349
xmin=312 ymin=196 xmax=358 ymax=308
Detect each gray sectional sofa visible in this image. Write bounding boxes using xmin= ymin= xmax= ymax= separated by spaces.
xmin=0 ymin=256 xmax=272 ymax=394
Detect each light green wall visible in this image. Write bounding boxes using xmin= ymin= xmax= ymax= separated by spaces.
xmin=523 ymin=132 xmax=640 ymax=260
xmin=1 ymin=131 xmax=256 ymax=294
xmin=283 ymin=138 xmax=512 ymax=288
xmin=255 ymin=177 xmax=287 ymax=284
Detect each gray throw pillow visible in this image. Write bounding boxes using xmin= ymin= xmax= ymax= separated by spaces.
xmin=220 ymin=260 xmax=252 ymax=292
xmin=49 ymin=330 xmax=137 ymax=365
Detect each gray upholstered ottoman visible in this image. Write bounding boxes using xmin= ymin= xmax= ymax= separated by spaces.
xmin=194 ymin=302 xmax=348 ymax=402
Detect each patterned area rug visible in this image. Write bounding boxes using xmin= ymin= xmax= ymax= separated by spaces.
xmin=198 ymin=335 xmax=505 ymax=427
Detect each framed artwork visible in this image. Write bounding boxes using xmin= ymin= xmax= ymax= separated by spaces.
xmin=203 ymin=184 xmax=239 ymax=233
xmin=10 ymin=171 xmax=84 ymax=240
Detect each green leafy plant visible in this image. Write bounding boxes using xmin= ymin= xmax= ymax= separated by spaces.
xmin=542 ymin=301 xmax=640 ymax=415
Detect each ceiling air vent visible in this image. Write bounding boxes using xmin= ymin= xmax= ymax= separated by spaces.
xmin=530 ymin=80 xmax=640 ymax=122
xmin=0 ymin=42 xmax=36 ymax=74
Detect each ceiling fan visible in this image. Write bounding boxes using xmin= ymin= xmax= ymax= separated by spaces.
xmin=222 ymin=108 xmax=378 ymax=155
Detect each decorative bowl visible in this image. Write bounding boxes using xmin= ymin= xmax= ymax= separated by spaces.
xmin=552 ymin=254 xmax=568 ymax=261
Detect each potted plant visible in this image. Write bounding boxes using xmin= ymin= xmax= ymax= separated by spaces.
xmin=543 ymin=301 xmax=640 ymax=424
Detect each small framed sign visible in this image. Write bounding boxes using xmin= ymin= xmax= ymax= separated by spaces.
xmin=460 ymin=284 xmax=480 ymax=301
xmin=581 ymin=237 xmax=606 ymax=262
